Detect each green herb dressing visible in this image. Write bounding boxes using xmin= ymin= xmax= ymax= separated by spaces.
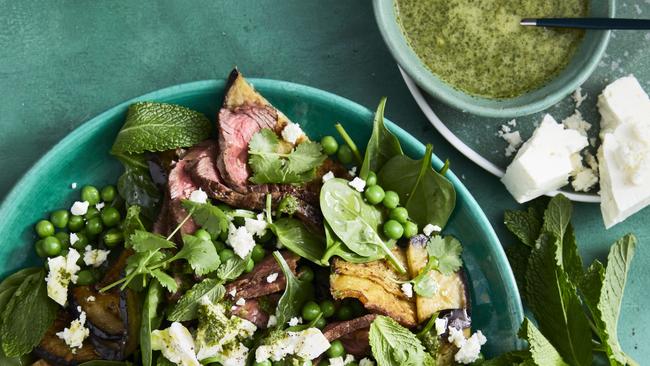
xmin=395 ymin=0 xmax=588 ymax=98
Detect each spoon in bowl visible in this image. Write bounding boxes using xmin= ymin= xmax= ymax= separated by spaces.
xmin=520 ymin=18 xmax=650 ymax=30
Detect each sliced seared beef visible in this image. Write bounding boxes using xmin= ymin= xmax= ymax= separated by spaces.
xmin=152 ymin=195 xmax=170 ymax=236
xmin=322 ymin=314 xmax=377 ymax=357
xmin=231 ymin=298 xmax=271 ymax=328
xmin=225 ymin=251 xmax=299 ymax=300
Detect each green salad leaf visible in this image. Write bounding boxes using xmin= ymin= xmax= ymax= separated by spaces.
xmin=123 ymin=205 xmax=147 ymax=248
xmin=359 ymin=97 xmax=403 ymax=180
xmin=273 ymin=251 xmax=313 ymax=327
xmin=167 ymin=278 xmax=225 ymax=322
xmin=369 ymin=315 xmax=433 ymax=366
xmin=115 ymin=153 xmax=161 ymax=220
xmin=320 ymin=222 xmax=383 ymax=265
xmin=130 ymin=230 xmax=175 ymax=252
xmin=150 ymin=270 xmax=177 ymax=292
xmin=182 ymin=200 xmax=230 ymax=239
xmin=270 ymin=217 xmax=325 ymax=265
xmin=111 ymin=101 xmax=211 ymax=155
xmin=248 ymin=128 xmax=326 ymax=184
xmin=216 ymin=255 xmax=250 ymax=282
xmin=176 ymin=234 xmax=220 ymax=276
xmin=141 ymin=280 xmax=164 ymax=366
xmin=378 ymin=144 xmax=455 ymax=229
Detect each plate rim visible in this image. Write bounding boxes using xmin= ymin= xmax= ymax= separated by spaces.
xmin=0 ymin=77 xmax=524 ymax=349
xmin=399 ymin=67 xmax=602 ymax=204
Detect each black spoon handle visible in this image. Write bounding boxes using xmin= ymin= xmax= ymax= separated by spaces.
xmin=520 ymin=17 xmax=650 ymax=30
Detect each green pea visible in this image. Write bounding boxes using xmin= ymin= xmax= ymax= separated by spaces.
xmin=81 ymin=185 xmax=101 ymax=205
xmin=219 ymin=248 xmax=235 ymax=262
xmin=337 ymin=145 xmax=353 ymax=164
xmin=301 ymin=301 xmax=321 ymax=321
xmin=35 ymin=240 xmax=46 ymax=258
xmin=327 ymin=340 xmax=345 ymax=358
xmin=389 ymin=207 xmax=409 ymax=224
xmin=100 ymin=207 xmax=121 ymax=228
xmin=251 ymin=244 xmax=266 ymax=263
xmin=254 ymin=361 xmax=272 ymax=366
xmin=349 ymin=299 xmax=365 ymax=316
xmin=403 ymin=221 xmax=418 ymax=239
xmin=364 ymin=185 xmax=385 ymax=205
xmin=245 ymin=258 xmax=255 ymax=273
xmin=35 ymin=220 xmax=55 ymax=238
xmin=382 ymin=191 xmax=400 ymax=209
xmin=321 ymin=136 xmax=339 ymax=155
xmin=54 ymin=232 xmax=70 ymax=249
xmin=71 ymin=232 xmax=89 ymax=250
xmin=194 ymin=229 xmax=212 ymax=242
xmin=100 ymin=185 xmax=117 ymax=202
xmin=50 ymin=210 xmax=70 ymax=229
xmin=68 ymin=215 xmax=85 ymax=232
xmin=366 ymin=171 xmax=377 ymax=186
xmin=86 ymin=217 xmax=104 ymax=236
xmin=85 ymin=207 xmax=100 ymax=220
xmin=314 ymin=317 xmax=327 ymax=329
xmin=76 ymin=269 xmax=96 ymax=286
xmin=319 ymin=300 xmax=336 ymax=318
xmin=42 ymin=236 xmax=62 ymax=257
xmin=336 ymin=305 xmax=353 ymax=320
xmin=103 ymin=228 xmax=124 ymax=247
xmin=298 ymin=266 xmax=314 ymax=282
xmin=383 ymin=220 xmax=404 ymax=240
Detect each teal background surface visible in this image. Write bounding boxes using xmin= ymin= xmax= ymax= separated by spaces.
xmin=0 ymin=0 xmax=645 ymax=359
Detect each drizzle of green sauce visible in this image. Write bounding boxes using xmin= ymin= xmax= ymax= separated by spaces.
xmin=396 ymin=0 xmax=588 ymax=98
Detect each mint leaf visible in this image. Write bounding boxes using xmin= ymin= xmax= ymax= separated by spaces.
xmin=369 ymin=315 xmax=429 ymax=366
xmin=111 ymin=102 xmax=211 ymax=155
xmin=505 ymin=244 xmax=531 ymax=296
xmin=360 ymin=97 xmax=404 ymax=180
xmin=271 ymin=218 xmax=325 ymax=264
xmin=167 ymin=279 xmax=225 ymax=322
xmin=580 ymin=234 xmax=637 ymax=365
xmin=182 ymin=200 xmax=229 ymax=239
xmin=216 ymin=256 xmax=249 ymax=282
xmin=1 ymin=270 xmax=57 ymax=357
xmin=248 ymin=129 xmax=326 ymax=184
xmin=141 ymin=280 xmax=164 ymax=366
xmin=542 ymin=194 xmax=572 ymax=245
xmin=176 ymin=235 xmax=220 ymax=275
xmin=561 ymin=224 xmax=584 ymax=284
xmin=519 ymin=318 xmax=569 ymax=366
xmin=131 ymin=230 xmax=176 ymax=252
xmin=525 ymin=233 xmax=592 ymax=366
xmin=504 ymin=207 xmax=542 ymax=247
xmin=123 ymin=205 xmax=146 ymax=248
xmin=427 ymin=235 xmax=463 ymax=275
xmin=273 ymin=251 xmax=313 ymax=326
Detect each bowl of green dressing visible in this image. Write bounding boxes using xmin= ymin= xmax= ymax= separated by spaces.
xmin=374 ymin=0 xmax=614 ymax=118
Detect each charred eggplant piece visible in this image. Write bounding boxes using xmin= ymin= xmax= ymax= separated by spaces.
xmin=71 ymin=286 xmax=124 ymax=340
xmin=33 ymin=311 xmax=99 ymax=366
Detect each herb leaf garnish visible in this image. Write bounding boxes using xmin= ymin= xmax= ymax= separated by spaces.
xmin=360 ymin=97 xmax=403 ymax=180
xmin=270 ymin=218 xmax=325 ymax=265
xmin=182 ymin=200 xmax=229 ymax=239
xmin=176 ymin=234 xmax=221 ymax=276
xmin=369 ymin=315 xmax=432 ymax=366
xmin=167 ymin=279 xmax=225 ymax=322
xmin=273 ymin=251 xmax=313 ymax=327
xmin=411 ymin=235 xmax=463 ymax=297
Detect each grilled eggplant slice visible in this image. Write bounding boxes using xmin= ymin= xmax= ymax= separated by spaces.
xmin=330 ymin=248 xmax=417 ymax=327
xmin=33 ymin=311 xmax=99 ymax=366
xmin=406 ymin=235 xmax=468 ymax=324
xmin=71 ymin=286 xmax=123 ymax=340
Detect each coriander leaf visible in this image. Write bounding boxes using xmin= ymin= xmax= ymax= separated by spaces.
xmin=1 ymin=270 xmax=57 ymax=357
xmin=141 ymin=280 xmax=164 ymax=366
xmin=360 ymin=97 xmax=403 ymax=180
xmin=115 ymin=153 xmax=161 ymax=220
xmin=111 ymin=101 xmax=211 ymax=155
xmin=271 ymin=218 xmax=325 ymax=265
xmin=412 ymin=271 xmax=438 ymax=298
xmin=519 ymin=318 xmax=569 ymax=366
xmin=273 ymin=251 xmax=313 ymax=326
xmin=151 ymin=270 xmax=178 ymax=293
xmin=427 ymin=235 xmax=463 ymax=275
xmin=369 ymin=315 xmax=429 ymax=366
xmin=580 ymin=234 xmax=637 ymax=366
xmin=286 ymin=141 xmax=328 ymax=173
xmin=182 ymin=200 xmax=229 ymax=239
xmin=131 ymin=230 xmax=176 ymax=252
xmin=167 ymin=279 xmax=225 ymax=322
xmin=123 ymin=205 xmax=146 ymax=248
xmin=176 ymin=235 xmax=220 ymax=275
xmin=504 ymin=207 xmax=542 ymax=247
xmin=525 ymin=233 xmax=592 ymax=366
xmin=216 ymin=256 xmax=249 ymax=282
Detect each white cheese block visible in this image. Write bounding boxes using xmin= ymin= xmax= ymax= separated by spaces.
xmin=599 ymin=121 xmax=650 ymax=228
xmin=502 ymin=114 xmax=588 ymax=203
xmin=598 ymin=75 xmax=650 ymax=137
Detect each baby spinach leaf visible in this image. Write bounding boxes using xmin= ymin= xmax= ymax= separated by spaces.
xmin=182 ymin=200 xmax=229 ymax=239
xmin=111 ymin=102 xmax=211 ymax=155
xmin=369 ymin=315 xmax=430 ymax=366
xmin=360 ymin=97 xmax=403 ymax=180
xmin=270 ymin=217 xmax=325 ymax=265
xmin=1 ymin=269 xmax=57 ymax=357
xmin=320 ymin=178 xmax=405 ymax=273
xmin=320 ymin=222 xmax=383 ymax=265
xmin=248 ymin=129 xmax=326 ymax=184
xmin=174 ymin=235 xmax=220 ymax=276
xmin=378 ymin=144 xmax=455 ymax=229
xmin=141 ymin=280 xmax=164 ymax=366
xmin=519 ymin=318 xmax=569 ymax=366
xmin=115 ymin=153 xmax=161 ymax=220
xmin=273 ymin=251 xmax=313 ymax=327
xmin=167 ymin=279 xmax=225 ymax=322
xmin=130 ymin=230 xmax=176 ymax=252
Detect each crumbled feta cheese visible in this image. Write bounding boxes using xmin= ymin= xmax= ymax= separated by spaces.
xmin=227 ymin=223 xmax=256 ymax=258
xmin=288 ymin=317 xmax=302 ymax=327
xmin=229 ymin=288 xmax=237 ymax=298
xmin=70 ymin=201 xmax=90 ymax=216
xmin=498 ymin=124 xmax=523 ymax=157
xmin=571 ymin=166 xmax=599 ymax=192
xmin=507 ymin=119 xmax=517 ymax=127
xmin=563 ymin=110 xmax=592 ymax=136
xmin=69 ymin=233 xmax=79 ymax=245
xmin=189 ymin=188 xmax=208 ymax=204
xmin=255 ymin=328 xmax=330 ymax=363
xmin=71 ymin=182 xmax=77 ymax=189
xmin=86 ymin=296 xmax=96 ymax=302
xmin=423 ymin=224 xmax=441 ymax=236
xmin=359 ymin=358 xmax=375 ymax=366
xmin=501 ymin=114 xmax=588 ymax=203
xmin=454 ymin=331 xmax=487 ymax=364
xmin=95 ymin=202 xmax=105 ymax=211
xmin=267 ymin=315 xmax=278 ymax=328
xmin=330 ymin=354 xmax=355 ymax=366
xmin=56 ymin=307 xmax=89 ymax=352
xmin=151 ymin=322 xmax=201 ymax=366
xmin=244 ymin=216 xmax=268 ymax=237
xmin=236 ymin=298 xmax=246 ymax=306
xmin=83 ymin=245 xmax=110 ymax=268
xmin=348 ymin=177 xmax=366 ymax=192
xmin=435 ymin=318 xmax=448 ymax=336
xmin=322 ymin=171 xmax=335 ymax=183
xmin=46 ymin=248 xmax=82 ymax=306
xmin=266 ymin=272 xmax=279 ymax=283
xmin=281 ymin=122 xmax=304 ymax=145
xmin=598 ymin=75 xmax=650 ymax=137
xmin=348 ymin=166 xmax=358 ymax=177
xmin=447 ymin=326 xmax=466 ymax=348
xmin=401 ymin=283 xmax=413 ymax=298
xmin=573 ymin=87 xmax=588 ymax=108
xmin=218 ymin=343 xmax=249 ymax=366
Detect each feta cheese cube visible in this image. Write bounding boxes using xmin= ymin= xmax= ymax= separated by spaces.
xmin=189 ymin=188 xmax=208 ymax=204
xmin=598 ymin=75 xmax=650 ymax=136
xmin=435 ymin=318 xmax=448 ymax=335
xmin=56 ymin=307 xmax=89 ymax=352
xmin=267 ymin=315 xmax=278 ymax=328
xmin=322 ymin=171 xmax=335 ymax=183
xmin=70 ymin=182 xmax=77 ymax=189
xmin=69 ymin=233 xmax=79 ymax=245
xmin=95 ymin=202 xmax=105 ymax=211
xmin=447 ymin=326 xmax=466 ymax=348
xmin=70 ymin=201 xmax=89 ymax=216
xmin=281 ymin=122 xmax=304 ymax=145
xmin=359 ymin=358 xmax=375 ymax=366
xmin=46 ymin=249 xmax=82 ymax=306
xmin=401 ymin=283 xmax=413 ymax=298
xmin=151 ymin=322 xmax=201 ymax=366
xmin=266 ymin=272 xmax=279 ymax=283
xmin=244 ymin=216 xmax=268 ymax=237
xmin=455 ymin=330 xmax=487 ymax=364
xmin=83 ymin=245 xmax=110 ymax=268
xmin=288 ymin=317 xmax=302 ymax=327
xmin=348 ymin=177 xmax=366 ymax=192
xmin=227 ymin=223 xmax=256 ymax=258
xmin=255 ymin=327 xmax=330 ymax=363
xmin=502 ymin=114 xmax=588 ymax=203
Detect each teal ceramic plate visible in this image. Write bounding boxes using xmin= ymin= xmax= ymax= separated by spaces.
xmin=0 ymin=79 xmax=523 ymax=356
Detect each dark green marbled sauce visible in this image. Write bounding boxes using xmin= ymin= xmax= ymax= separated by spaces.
xmin=396 ymin=0 xmax=588 ymax=98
